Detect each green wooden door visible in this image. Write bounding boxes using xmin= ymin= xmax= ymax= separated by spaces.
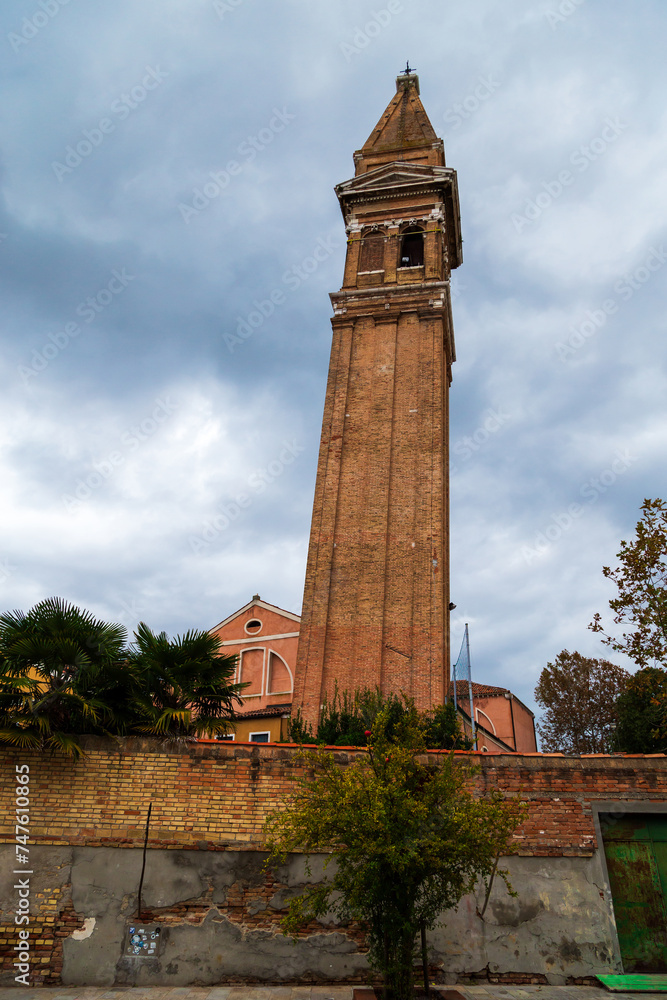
xmin=601 ymin=813 xmax=667 ymax=972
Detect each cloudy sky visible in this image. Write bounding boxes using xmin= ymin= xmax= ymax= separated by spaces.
xmin=1 ymin=0 xmax=666 ymax=721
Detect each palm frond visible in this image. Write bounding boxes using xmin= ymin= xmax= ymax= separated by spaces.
xmin=45 ymin=731 xmax=86 ymax=759
xmin=0 ymin=726 xmax=42 ymax=750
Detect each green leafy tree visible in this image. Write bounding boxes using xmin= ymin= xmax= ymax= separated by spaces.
xmin=266 ymin=701 xmax=524 ymax=1000
xmin=422 ymin=700 xmax=474 ymax=751
xmin=286 ymin=685 xmax=472 ymax=750
xmin=316 ymin=685 xmax=371 ymax=746
xmin=614 ymin=666 xmax=667 ymax=753
xmin=284 ymin=706 xmax=316 ymax=744
xmin=127 ymin=621 xmax=244 ymax=738
xmin=590 ymin=498 xmax=667 ymax=668
xmin=534 ymin=650 xmax=630 ymax=753
xmin=0 ymin=597 xmax=128 ymax=758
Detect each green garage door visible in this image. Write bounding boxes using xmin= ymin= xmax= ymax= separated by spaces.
xmin=601 ymin=813 xmax=667 ymax=973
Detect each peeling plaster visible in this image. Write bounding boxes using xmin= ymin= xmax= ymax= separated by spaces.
xmin=0 ymin=844 xmax=624 ymax=986
xmin=70 ymin=917 xmax=96 ymax=941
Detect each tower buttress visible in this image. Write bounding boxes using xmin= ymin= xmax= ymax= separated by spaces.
xmin=293 ymin=72 xmax=463 ymax=728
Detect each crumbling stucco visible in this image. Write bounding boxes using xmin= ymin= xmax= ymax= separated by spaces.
xmin=0 ymin=845 xmax=622 ymax=986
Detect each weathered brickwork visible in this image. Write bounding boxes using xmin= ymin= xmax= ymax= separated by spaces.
xmin=1 ymin=741 xmax=666 ymax=985
xmin=2 ymin=741 xmax=667 ymax=851
xmin=0 ymin=739 xmax=303 ymax=850
xmin=293 ymin=74 xmax=463 ymax=728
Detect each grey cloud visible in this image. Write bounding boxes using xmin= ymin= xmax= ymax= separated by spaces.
xmin=1 ymin=0 xmax=666 ymax=728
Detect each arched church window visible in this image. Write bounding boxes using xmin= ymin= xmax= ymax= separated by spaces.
xmin=359 ymin=227 xmax=387 ymax=272
xmin=399 ymin=226 xmax=424 ymax=268
xmin=266 ymin=651 xmax=293 ymax=695
xmin=238 ymin=647 xmax=263 ymax=696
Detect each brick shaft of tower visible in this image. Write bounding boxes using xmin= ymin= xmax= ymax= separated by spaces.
xmin=293 ymin=72 xmax=463 ymax=729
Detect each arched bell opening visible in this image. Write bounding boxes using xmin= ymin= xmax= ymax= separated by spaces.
xmin=398 ymin=226 xmax=424 ymax=268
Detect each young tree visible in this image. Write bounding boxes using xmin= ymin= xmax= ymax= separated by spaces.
xmin=0 ymin=597 xmax=128 ymax=758
xmin=614 ymin=666 xmax=667 ymax=754
xmin=534 ymin=650 xmax=629 ymax=753
xmin=266 ymin=701 xmax=524 ymax=1000
xmin=590 ymin=498 xmax=667 ymax=668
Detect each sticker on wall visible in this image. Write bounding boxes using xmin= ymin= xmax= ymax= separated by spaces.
xmin=123 ymin=923 xmax=162 ymax=958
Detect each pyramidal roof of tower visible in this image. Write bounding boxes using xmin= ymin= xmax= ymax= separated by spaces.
xmin=359 ymin=73 xmax=441 ymax=165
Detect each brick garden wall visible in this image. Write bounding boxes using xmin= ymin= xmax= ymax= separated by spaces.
xmin=1 ymin=740 xmax=666 ymax=985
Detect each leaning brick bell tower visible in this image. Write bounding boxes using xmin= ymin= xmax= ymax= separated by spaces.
xmin=293 ymin=69 xmax=463 ymax=729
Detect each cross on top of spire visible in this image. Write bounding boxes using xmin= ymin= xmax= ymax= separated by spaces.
xmin=402 ymin=61 xmax=415 ymax=75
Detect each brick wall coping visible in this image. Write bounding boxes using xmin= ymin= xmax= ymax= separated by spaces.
xmin=17 ymin=734 xmax=662 ymax=769
xmin=198 ymin=737 xmax=667 ymax=762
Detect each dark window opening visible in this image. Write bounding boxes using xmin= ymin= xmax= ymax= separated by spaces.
xmin=250 ymin=732 xmax=270 ymax=743
xmin=399 ymin=227 xmax=424 ymax=268
xmin=245 ymin=619 xmax=262 ymax=633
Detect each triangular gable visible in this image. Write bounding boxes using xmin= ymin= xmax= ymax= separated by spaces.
xmin=337 ymin=161 xmax=453 ymax=196
xmin=210 ymin=597 xmax=300 ymax=634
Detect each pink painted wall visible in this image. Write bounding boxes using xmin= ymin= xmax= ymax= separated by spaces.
xmin=473 ymin=694 xmax=537 ymax=752
xmin=211 ymin=600 xmax=300 ymax=717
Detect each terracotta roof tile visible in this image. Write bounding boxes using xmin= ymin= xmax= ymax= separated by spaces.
xmin=236 ymin=703 xmax=291 ymax=720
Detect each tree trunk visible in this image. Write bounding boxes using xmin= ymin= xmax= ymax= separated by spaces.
xmin=421 ymin=920 xmax=429 ymax=994
xmin=383 ymin=925 xmax=417 ymax=1000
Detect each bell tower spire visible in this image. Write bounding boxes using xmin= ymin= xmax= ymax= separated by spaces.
xmin=292 ymin=75 xmax=463 ymax=729
xmin=355 ymin=69 xmax=442 ymax=174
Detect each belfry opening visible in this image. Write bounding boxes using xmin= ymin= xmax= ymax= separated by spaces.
xmin=399 ymin=226 xmax=425 ymax=268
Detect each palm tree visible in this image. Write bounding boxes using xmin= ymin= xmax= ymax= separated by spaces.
xmin=0 ymin=597 xmax=128 ymax=758
xmin=0 ymin=599 xmax=246 ymax=755
xmin=126 ymin=622 xmax=244 ymax=739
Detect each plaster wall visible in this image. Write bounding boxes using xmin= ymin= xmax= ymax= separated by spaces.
xmin=0 ymin=845 xmax=620 ymax=987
